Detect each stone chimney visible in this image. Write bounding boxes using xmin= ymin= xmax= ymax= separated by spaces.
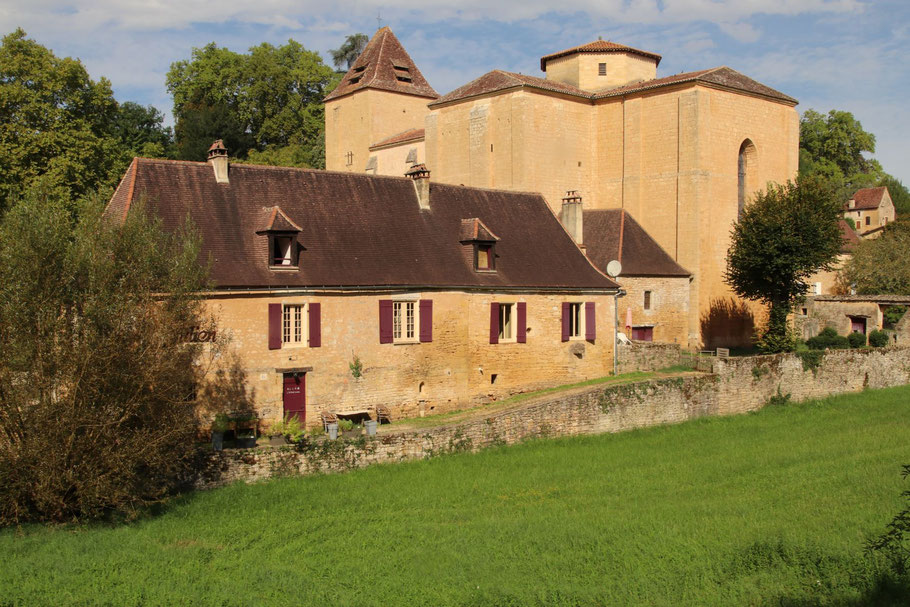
xmin=561 ymin=190 xmax=584 ymax=250
xmin=406 ymin=163 xmax=431 ymax=210
xmin=207 ymin=139 xmax=229 ymax=184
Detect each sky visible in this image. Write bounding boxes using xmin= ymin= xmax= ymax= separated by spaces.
xmin=1 ymin=0 xmax=907 ymax=183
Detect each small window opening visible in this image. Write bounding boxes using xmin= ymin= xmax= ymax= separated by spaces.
xmin=643 ymin=291 xmax=652 ymax=310
xmin=598 ymin=62 xmax=607 ymax=76
xmin=498 ymin=304 xmax=513 ymax=341
xmin=349 ymin=75 xmax=362 ymax=84
xmin=490 ymin=373 xmax=498 ymax=385
xmin=353 ymin=64 xmax=368 ymax=73
xmin=477 ymin=244 xmax=492 ymax=270
xmin=345 ymin=151 xmax=354 ymax=166
xmin=568 ymin=302 xmax=583 ymax=338
xmin=396 ymin=75 xmax=412 ymax=83
xmin=272 ymin=236 xmax=294 ymax=266
xmin=866 ymin=216 xmax=871 ymax=226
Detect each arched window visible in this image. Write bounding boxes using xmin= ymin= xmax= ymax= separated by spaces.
xmin=738 ymin=139 xmax=757 ymax=218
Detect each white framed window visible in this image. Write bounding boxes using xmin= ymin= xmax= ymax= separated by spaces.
xmin=393 ymin=300 xmax=417 ymax=343
xmin=498 ymin=303 xmax=515 ymax=342
xmin=282 ymin=304 xmax=306 ymax=346
xmin=567 ymin=302 xmax=584 ymax=339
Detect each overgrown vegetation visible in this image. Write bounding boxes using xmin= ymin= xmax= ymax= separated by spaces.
xmin=806 ymin=326 xmax=850 ymax=350
xmin=2 ymin=386 xmax=909 ymax=605
xmin=867 ymin=464 xmax=910 ymax=577
xmin=841 ymin=221 xmax=910 ymax=295
xmin=0 ymin=187 xmax=222 ymax=524
xmin=870 ymin=329 xmax=891 ymax=348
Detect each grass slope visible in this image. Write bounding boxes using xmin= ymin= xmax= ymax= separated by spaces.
xmin=3 ymin=386 xmax=910 ymax=606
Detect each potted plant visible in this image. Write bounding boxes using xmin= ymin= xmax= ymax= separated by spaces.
xmin=270 ymin=415 xmax=305 ymax=445
xmin=231 ymin=413 xmax=259 ymax=448
xmin=211 ymin=414 xmax=230 ymax=451
xmin=267 ymin=419 xmax=288 ymax=446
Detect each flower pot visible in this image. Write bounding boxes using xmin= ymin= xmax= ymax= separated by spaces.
xmin=364 ymin=420 xmax=378 ymax=436
xmin=212 ymin=431 xmax=224 ymax=451
xmin=327 ymin=422 xmax=339 ymax=440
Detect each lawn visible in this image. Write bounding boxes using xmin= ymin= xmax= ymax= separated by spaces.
xmin=2 ymin=386 xmax=910 ymax=606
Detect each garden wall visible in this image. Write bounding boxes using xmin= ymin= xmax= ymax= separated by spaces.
xmin=616 ymin=341 xmax=681 ymax=374
xmin=195 ymin=347 xmax=910 ymax=490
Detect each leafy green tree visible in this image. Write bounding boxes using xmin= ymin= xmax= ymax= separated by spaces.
xmin=166 ymin=40 xmax=337 ymax=167
xmin=879 ymin=174 xmax=910 ymax=217
xmin=330 ymin=33 xmax=368 ymax=71
xmin=0 ymin=185 xmax=220 ymax=524
xmin=0 ymin=29 xmax=121 ymax=211
xmin=841 ymin=220 xmax=910 ymax=295
xmin=111 ymin=101 xmax=174 ymax=159
xmin=725 ymin=176 xmax=844 ymax=352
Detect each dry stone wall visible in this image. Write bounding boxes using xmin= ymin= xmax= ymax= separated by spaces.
xmin=196 ymin=347 xmax=910 ymax=490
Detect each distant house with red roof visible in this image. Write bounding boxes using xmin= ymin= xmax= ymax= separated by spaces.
xmin=105 ymin=145 xmax=620 ymax=428
xmin=844 ymin=186 xmax=895 ymax=238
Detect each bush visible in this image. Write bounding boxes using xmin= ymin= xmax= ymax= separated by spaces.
xmin=0 ymin=188 xmax=219 ymax=525
xmin=806 ymin=326 xmax=850 ymax=350
xmin=884 ymin=306 xmax=906 ymax=327
xmin=848 ymin=331 xmax=867 ymax=348
xmin=869 ymin=330 xmax=891 ymax=348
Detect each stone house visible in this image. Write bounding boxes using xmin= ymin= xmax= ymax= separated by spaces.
xmin=325 ymin=28 xmax=800 ymax=348
xmin=801 ymin=295 xmax=910 ymax=343
xmin=104 ymin=146 xmax=620 ymax=428
xmin=844 ymin=186 xmax=895 ymax=238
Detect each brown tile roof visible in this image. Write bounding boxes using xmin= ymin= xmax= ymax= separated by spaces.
xmin=432 ymin=66 xmax=796 ymax=107
xmin=104 ymin=158 xmax=618 ymax=291
xmin=838 ymin=220 xmax=860 ymax=253
xmin=431 ymin=70 xmax=591 ymax=106
xmin=324 ymin=27 xmax=438 ymax=102
xmin=583 ymin=209 xmax=690 ymax=277
xmin=591 ymin=66 xmax=798 ymax=104
xmin=460 ymin=218 xmax=499 ymax=242
xmin=370 ymin=128 xmax=425 ymax=150
xmin=259 ymin=206 xmax=302 ymax=233
xmin=540 ymin=40 xmax=662 ymax=71
xmin=849 ymin=186 xmax=889 ymax=210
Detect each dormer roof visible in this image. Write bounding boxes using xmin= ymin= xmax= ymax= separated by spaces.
xmin=324 ymin=27 xmax=438 ymax=102
xmin=541 ymin=40 xmax=662 ymax=71
xmin=460 ymin=218 xmax=500 ymax=242
xmin=258 ymin=206 xmax=302 ymax=233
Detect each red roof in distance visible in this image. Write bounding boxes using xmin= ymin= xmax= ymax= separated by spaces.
xmin=541 ymin=40 xmax=662 ymax=71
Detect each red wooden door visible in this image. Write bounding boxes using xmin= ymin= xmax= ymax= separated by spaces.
xmin=283 ymin=374 xmax=306 ymax=423
xmin=850 ymin=317 xmax=866 ymax=334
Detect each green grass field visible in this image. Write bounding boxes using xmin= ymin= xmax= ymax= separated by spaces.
xmin=3 ymin=386 xmax=910 ymax=606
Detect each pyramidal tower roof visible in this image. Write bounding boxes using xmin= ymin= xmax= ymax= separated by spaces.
xmin=324 ymin=27 xmax=438 ymax=102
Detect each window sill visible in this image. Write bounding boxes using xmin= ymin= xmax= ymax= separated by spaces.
xmin=474 ymin=269 xmax=497 ymax=273
xmin=269 ymin=265 xmax=299 ymax=272
xmin=281 ymin=342 xmax=307 ymax=349
xmin=392 ymin=340 xmax=420 ymax=345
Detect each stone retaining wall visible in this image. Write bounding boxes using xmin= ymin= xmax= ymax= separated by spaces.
xmin=616 ymin=341 xmax=682 ymax=374
xmin=195 ymin=347 xmax=910 ymax=490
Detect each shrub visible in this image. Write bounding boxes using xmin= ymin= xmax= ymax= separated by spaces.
xmin=806 ymin=326 xmax=850 ymax=350
xmin=0 ymin=188 xmax=220 ymax=525
xmin=884 ymin=306 xmax=906 ymax=327
xmin=869 ymin=330 xmax=890 ymax=348
xmin=848 ymin=331 xmax=867 ymax=348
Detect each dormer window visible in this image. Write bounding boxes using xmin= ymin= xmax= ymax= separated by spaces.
xmin=460 ymin=218 xmax=500 ymax=273
xmin=392 ymin=62 xmax=412 ymax=83
xmin=258 ymin=206 xmax=303 ymax=271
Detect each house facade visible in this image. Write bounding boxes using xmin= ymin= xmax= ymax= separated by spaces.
xmin=324 ymin=28 xmax=800 ymax=349
xmin=105 ymin=149 xmax=619 ymax=428
xmin=844 ymin=186 xmax=895 ymax=239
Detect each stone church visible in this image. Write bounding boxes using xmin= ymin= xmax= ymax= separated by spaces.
xmin=325 ymin=28 xmax=800 ymax=348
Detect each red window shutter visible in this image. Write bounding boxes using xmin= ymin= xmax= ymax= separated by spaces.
xmin=516 ymin=302 xmax=527 ymax=343
xmin=379 ymin=300 xmax=393 ymax=344
xmin=268 ymin=303 xmax=282 ymax=350
xmin=489 ymin=302 xmax=499 ymax=344
xmin=561 ymin=302 xmax=570 ymax=342
xmin=585 ymin=301 xmax=596 ymax=341
xmin=419 ymin=299 xmax=433 ymax=343
xmin=308 ymin=302 xmax=321 ymax=347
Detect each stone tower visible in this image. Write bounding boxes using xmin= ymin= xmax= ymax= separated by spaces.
xmin=324 ymin=27 xmax=438 ymax=173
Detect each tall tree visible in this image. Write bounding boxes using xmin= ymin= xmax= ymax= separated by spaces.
xmin=330 ymin=33 xmax=368 ymax=71
xmin=111 ymin=102 xmax=174 ymax=159
xmin=725 ymin=176 xmax=843 ymax=352
xmin=0 ymin=29 xmax=121 ymax=210
xmin=840 ymin=220 xmax=910 ymax=295
xmin=166 ymin=40 xmax=337 ymax=167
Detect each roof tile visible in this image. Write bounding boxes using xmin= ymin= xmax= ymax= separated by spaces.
xmin=583 ymin=209 xmax=690 ymax=277
xmin=540 ymin=40 xmax=662 ymax=71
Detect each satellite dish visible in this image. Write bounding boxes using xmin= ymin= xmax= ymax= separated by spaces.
xmin=606 ymin=259 xmax=622 ymax=278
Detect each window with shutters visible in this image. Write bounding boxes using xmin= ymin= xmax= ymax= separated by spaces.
xmin=392 ymin=300 xmax=417 ymax=343
xmin=567 ymin=302 xmax=583 ymax=338
xmin=282 ymin=304 xmax=306 ymax=346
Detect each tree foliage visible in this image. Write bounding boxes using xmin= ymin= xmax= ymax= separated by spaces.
xmin=800 ymin=108 xmax=910 ymax=211
xmin=0 ymin=29 xmax=174 ymax=214
xmin=0 ymin=186 xmax=220 ymax=524
xmin=725 ymin=176 xmax=843 ymax=352
xmin=840 ymin=220 xmax=910 ymax=295
xmin=166 ymin=40 xmax=338 ymax=167
xmin=330 ymin=33 xmax=368 ymax=71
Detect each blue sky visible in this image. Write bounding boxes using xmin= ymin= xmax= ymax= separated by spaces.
xmin=2 ymin=0 xmax=907 ymax=183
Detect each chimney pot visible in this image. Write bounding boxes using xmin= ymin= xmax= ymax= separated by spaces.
xmin=208 ymin=139 xmax=229 ymax=184
xmin=561 ymin=190 xmax=584 ymax=249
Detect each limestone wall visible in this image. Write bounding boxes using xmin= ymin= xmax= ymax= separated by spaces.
xmin=616 ymin=341 xmax=681 ymax=374
xmin=196 ymin=347 xmax=910 ymax=490
xmin=618 ymin=276 xmax=690 ymax=344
